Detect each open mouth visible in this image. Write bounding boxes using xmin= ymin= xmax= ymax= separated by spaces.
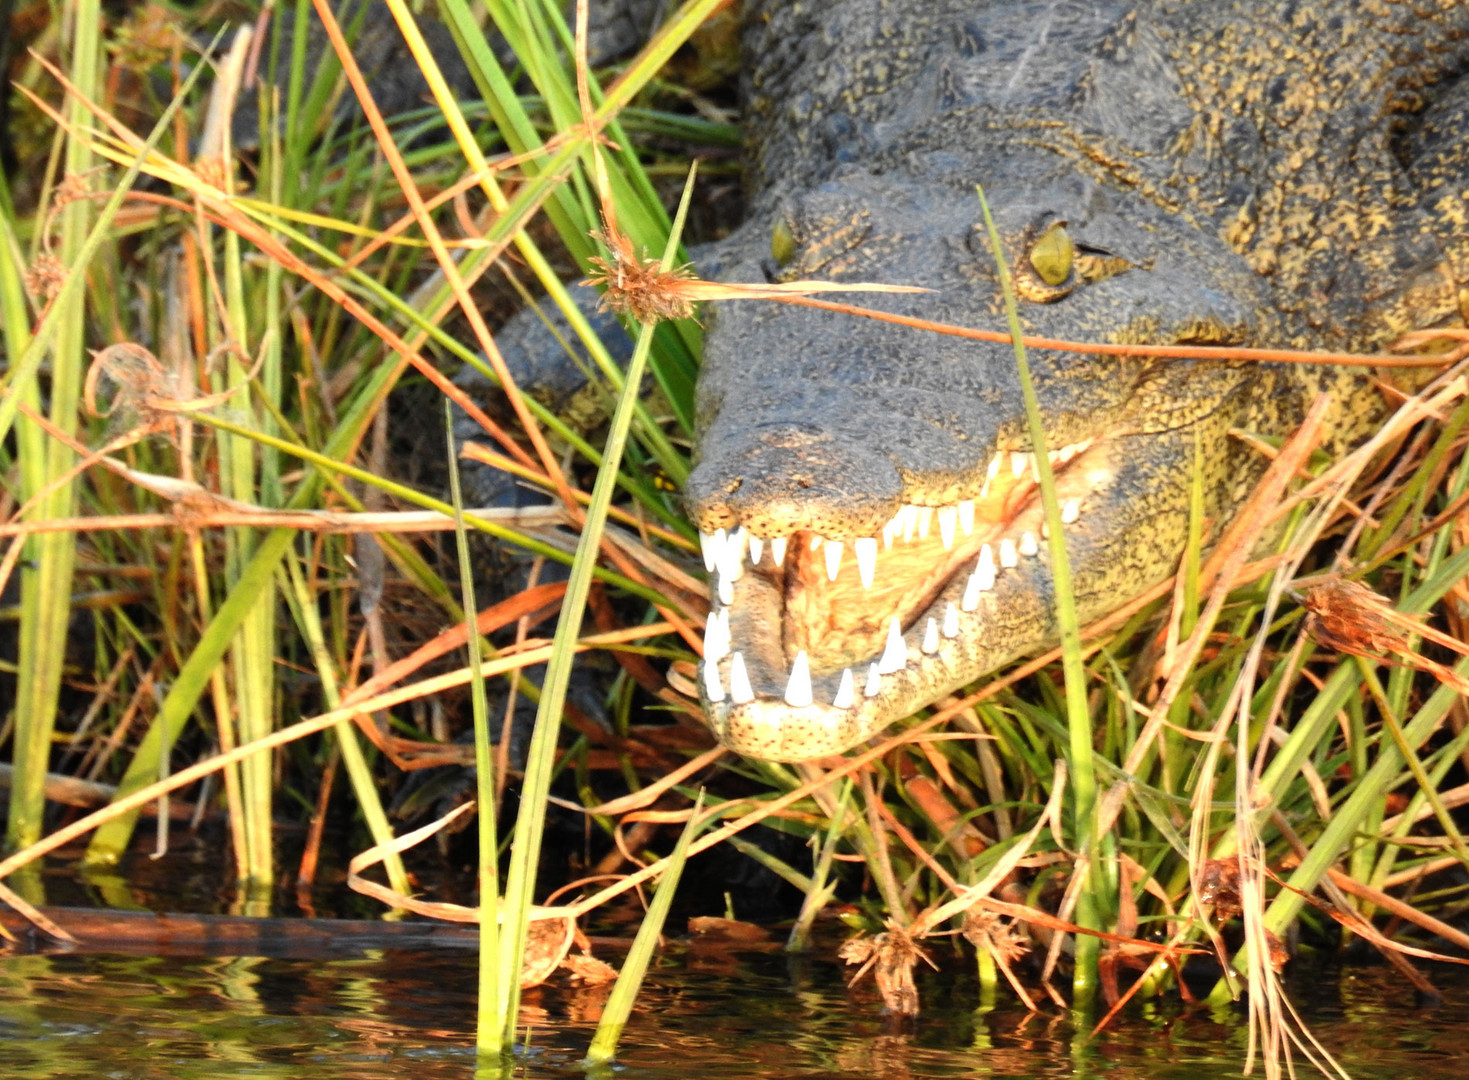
xmin=696 ymin=439 xmax=1115 ymax=760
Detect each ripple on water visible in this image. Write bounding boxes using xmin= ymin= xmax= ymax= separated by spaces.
xmin=0 ymin=949 xmax=1465 ymax=1079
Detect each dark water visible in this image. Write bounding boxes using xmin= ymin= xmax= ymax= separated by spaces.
xmin=0 ymin=941 xmax=1465 ymax=1079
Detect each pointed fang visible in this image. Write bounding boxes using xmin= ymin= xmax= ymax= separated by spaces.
xmin=704 ymin=611 xmax=729 ymax=663
xmin=854 ymin=537 xmax=878 ymax=588
xmin=938 ymin=506 xmax=956 ymax=549
xmin=729 ymin=652 xmax=754 ymax=704
xmin=785 ymin=650 xmax=813 ymax=708
xmin=748 ymin=536 xmax=763 ymax=565
xmin=917 ymin=506 xmax=933 ymax=539
xmin=703 ymin=659 xmax=724 ymax=702
xmin=699 ymin=528 xmax=724 ymax=573
xmin=943 ymin=602 xmax=959 ymax=638
xmin=833 ymin=668 xmax=855 ymax=709
xmin=962 ymin=572 xmax=982 ymax=612
xmin=975 ymin=546 xmax=996 ymax=590
xmin=900 ymin=504 xmax=918 ymax=543
xmin=865 ymin=663 xmax=882 ymax=697
xmin=1019 ymin=531 xmax=1038 ymax=557
xmin=770 ymin=536 xmax=788 ymax=567
xmin=1011 ymin=451 xmax=1027 ymax=478
xmin=824 ymin=540 xmax=843 ymax=581
xmin=1000 ymin=538 xmax=1019 ymax=568
xmin=922 ymin=618 xmax=939 ymax=654
xmin=878 ymin=617 xmax=907 ymax=674
xmin=715 ymin=528 xmax=744 ymax=583
xmin=1061 ymin=498 xmax=1080 ymax=524
xmin=718 ymin=573 xmax=734 ymax=605
xmin=958 ymin=500 xmax=975 ymax=536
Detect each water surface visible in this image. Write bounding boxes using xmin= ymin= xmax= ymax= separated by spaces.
xmin=0 ymin=940 xmax=1464 ymax=1079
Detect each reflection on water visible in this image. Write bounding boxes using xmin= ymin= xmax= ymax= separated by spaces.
xmin=0 ymin=945 xmax=1465 ymax=1079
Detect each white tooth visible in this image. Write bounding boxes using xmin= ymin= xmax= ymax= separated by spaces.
xmin=865 ymin=663 xmax=882 ymax=697
xmin=1000 ymin=538 xmax=1018 ymax=568
xmin=716 ymin=528 xmax=744 ymax=582
xmin=729 ymin=652 xmax=754 ymax=704
xmin=833 ymin=668 xmax=854 ymax=709
xmin=718 ymin=573 xmax=734 ymax=605
xmin=974 ymin=548 xmax=996 ymax=592
xmin=854 ymin=537 xmax=877 ymax=588
xmin=958 ymin=500 xmax=974 ymax=536
xmin=1011 ymin=451 xmax=1027 ymax=478
xmin=1041 ymin=521 xmax=1050 ymax=539
xmin=770 ymin=536 xmax=788 ymax=567
xmin=938 ymin=506 xmax=956 ymax=549
xmin=943 ymin=602 xmax=959 ymax=638
xmin=900 ymin=504 xmax=918 ymax=542
xmin=1019 ymin=531 xmax=1038 ymax=557
xmin=917 ymin=506 xmax=933 ymax=539
xmin=1060 ymin=443 xmax=1080 ymax=462
xmin=922 ymin=618 xmax=939 ymax=654
xmin=704 ymin=612 xmax=729 ymax=663
xmin=1048 ymin=449 xmax=1060 ymax=464
xmin=877 ymin=617 xmax=907 ymax=674
xmin=703 ymin=659 xmax=724 ymax=702
xmin=748 ymin=536 xmax=763 ymax=565
xmin=1062 ymin=498 xmax=1080 ymax=524
xmin=962 ymin=572 xmax=982 ymax=611
xmin=785 ymin=650 xmax=813 ymax=707
xmin=810 ymin=534 xmax=824 ymax=551
xmin=699 ymin=528 xmax=725 ymax=573
xmin=824 ymin=540 xmax=844 ymax=581
xmin=987 ymin=455 xmax=1002 ymax=481
xmin=882 ymin=518 xmax=896 ymax=549
xmin=716 ymin=608 xmax=730 ymax=651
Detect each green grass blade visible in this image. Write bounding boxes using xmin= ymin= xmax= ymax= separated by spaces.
xmin=279 ymin=553 xmax=409 ymax=895
xmin=584 ymin=792 xmax=707 ymax=1065
xmin=494 ymin=167 xmax=699 ymax=1048
xmin=8 ymin=0 xmax=102 ymax=855
xmin=976 ymin=185 xmax=1101 ymax=1002
xmin=445 ymin=400 xmax=505 ymax=1057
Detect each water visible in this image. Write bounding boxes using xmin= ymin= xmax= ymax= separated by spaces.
xmin=0 ymin=940 xmax=1464 ymax=1079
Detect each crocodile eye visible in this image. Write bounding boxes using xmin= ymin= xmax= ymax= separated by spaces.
xmin=771 ymin=219 xmax=797 ymax=267
xmin=1028 ymin=224 xmax=1073 ymax=286
xmin=1009 ymin=220 xmax=1078 ymax=303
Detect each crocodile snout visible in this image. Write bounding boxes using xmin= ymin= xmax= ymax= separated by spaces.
xmin=686 ymin=423 xmax=903 ymax=540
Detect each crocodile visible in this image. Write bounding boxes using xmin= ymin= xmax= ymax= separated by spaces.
xmin=681 ymin=0 xmax=1469 ymax=761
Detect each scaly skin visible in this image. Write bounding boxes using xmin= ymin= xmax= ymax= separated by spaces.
xmin=685 ymin=1 xmax=1469 ymax=761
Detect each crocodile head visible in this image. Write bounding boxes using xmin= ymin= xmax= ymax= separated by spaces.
xmin=674 ymin=0 xmax=1469 ymax=761
xmin=685 ymin=162 xmax=1280 ymax=761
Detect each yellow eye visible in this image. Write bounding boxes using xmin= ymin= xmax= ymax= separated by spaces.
xmin=770 ymin=219 xmax=797 ymax=267
xmin=1028 ymin=224 xmax=1073 ymax=286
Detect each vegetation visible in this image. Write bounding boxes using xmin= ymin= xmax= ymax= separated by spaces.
xmin=3 ymin=1 xmax=1469 ymax=1074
